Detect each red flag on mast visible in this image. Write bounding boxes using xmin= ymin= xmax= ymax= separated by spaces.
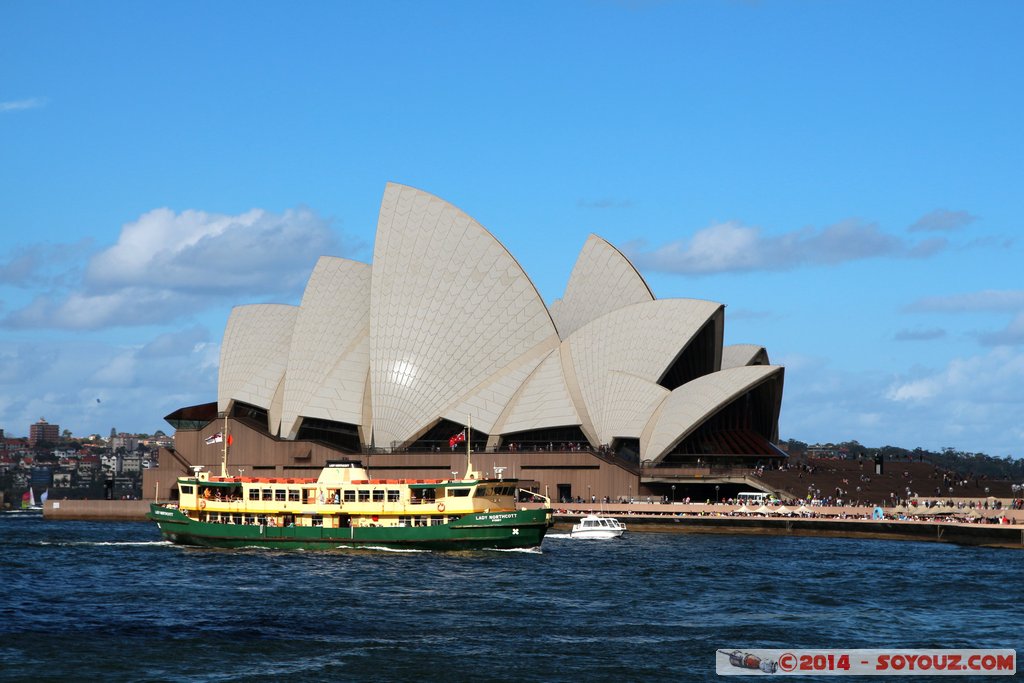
xmin=448 ymin=431 xmax=466 ymax=448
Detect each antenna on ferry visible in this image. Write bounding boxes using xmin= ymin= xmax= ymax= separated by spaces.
xmin=466 ymin=414 xmax=473 ymax=479
xmin=220 ymin=412 xmax=229 ymax=478
xmin=190 ymin=465 xmax=204 ymax=476
xmin=494 ymin=466 xmax=507 ymax=481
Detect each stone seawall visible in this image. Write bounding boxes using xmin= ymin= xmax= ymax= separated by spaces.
xmin=44 ymin=499 xmax=152 ymax=521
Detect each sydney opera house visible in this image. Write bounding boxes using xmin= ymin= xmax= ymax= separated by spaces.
xmin=145 ymin=183 xmax=785 ymax=503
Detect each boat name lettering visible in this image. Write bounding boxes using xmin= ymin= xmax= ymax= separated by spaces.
xmin=483 ymin=513 xmax=518 ymax=521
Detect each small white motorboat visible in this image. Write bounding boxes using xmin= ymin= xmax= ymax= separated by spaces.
xmin=570 ymin=514 xmax=626 ymax=539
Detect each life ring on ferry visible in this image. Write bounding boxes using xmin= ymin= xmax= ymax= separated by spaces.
xmin=199 ymin=499 xmax=206 ymax=510
xmin=437 ymin=503 xmax=446 ymax=513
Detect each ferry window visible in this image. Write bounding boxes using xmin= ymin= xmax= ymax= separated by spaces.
xmin=180 ymin=485 xmax=194 ymax=495
xmin=387 ymin=489 xmax=400 ymax=502
xmin=288 ymin=490 xmax=300 ymax=502
xmin=358 ymin=490 xmax=370 ymax=502
xmin=398 ymin=516 xmax=411 ymax=526
xmin=233 ymin=514 xmax=243 ymax=525
xmin=311 ymin=515 xmax=323 ymax=527
xmin=344 ymin=490 xmax=355 ymax=502
xmin=245 ymin=515 xmax=256 ymax=525
xmin=431 ymin=517 xmax=444 ymax=526
xmin=450 ymin=487 xmax=471 ymax=497
xmin=415 ymin=516 xmax=428 ymax=527
xmin=249 ymin=489 xmax=259 ymax=501
xmin=275 ymin=489 xmax=286 ymax=502
xmin=261 ymin=489 xmax=272 ymax=501
xmin=372 ymin=490 xmax=384 ymax=502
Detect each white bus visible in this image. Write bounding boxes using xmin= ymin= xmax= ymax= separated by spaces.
xmin=736 ymin=491 xmax=771 ymax=505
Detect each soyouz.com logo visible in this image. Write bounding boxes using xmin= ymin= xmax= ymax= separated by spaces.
xmin=716 ymin=649 xmax=1016 ymax=676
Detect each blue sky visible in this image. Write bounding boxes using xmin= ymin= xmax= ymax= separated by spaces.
xmin=1 ymin=1 xmax=1022 ymax=456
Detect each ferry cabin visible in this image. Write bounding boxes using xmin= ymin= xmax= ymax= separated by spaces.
xmin=175 ymin=462 xmax=522 ymax=530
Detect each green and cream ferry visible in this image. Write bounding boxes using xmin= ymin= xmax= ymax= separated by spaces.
xmin=147 ymin=460 xmax=553 ymax=551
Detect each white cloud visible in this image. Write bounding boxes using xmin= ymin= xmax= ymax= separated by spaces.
xmin=780 ymin=349 xmax=1024 ymax=457
xmin=86 ymin=207 xmax=336 ymax=295
xmin=628 ymin=219 xmax=941 ymax=275
xmin=886 ymin=349 xmax=1024 ymax=404
xmin=2 ymin=206 xmax=342 ymax=330
xmin=0 ymin=333 xmax=220 ymax=437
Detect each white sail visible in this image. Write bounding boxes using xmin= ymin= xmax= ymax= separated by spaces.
xmin=40 ymin=490 xmax=49 ymax=504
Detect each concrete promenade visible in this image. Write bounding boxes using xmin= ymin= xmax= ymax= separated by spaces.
xmin=545 ymin=500 xmax=1024 ymax=549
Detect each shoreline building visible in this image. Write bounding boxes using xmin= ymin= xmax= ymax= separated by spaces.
xmin=146 ymin=184 xmax=785 ymax=503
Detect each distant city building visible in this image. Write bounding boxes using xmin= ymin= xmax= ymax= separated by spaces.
xmin=122 ymin=453 xmax=143 ymax=474
xmin=29 ymin=418 xmax=59 ymax=447
xmin=30 ymin=465 xmax=53 ymax=490
xmin=111 ymin=434 xmax=140 ymax=452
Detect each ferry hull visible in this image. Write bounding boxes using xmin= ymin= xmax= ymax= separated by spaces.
xmin=148 ymin=505 xmax=551 ymax=551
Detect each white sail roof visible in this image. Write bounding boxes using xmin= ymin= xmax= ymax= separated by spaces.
xmin=640 ymin=365 xmax=784 ymax=463
xmin=213 ymin=184 xmax=784 ymax=457
xmin=721 ymin=344 xmax=769 ymax=369
xmin=495 ymin=347 xmax=582 ymax=435
xmin=368 ymin=183 xmax=559 ymax=446
xmin=550 ymin=234 xmax=654 ymax=339
xmin=217 ymin=304 xmax=298 ymax=433
xmin=565 ymin=298 xmax=723 ymax=445
xmin=280 ymin=257 xmax=372 ymax=439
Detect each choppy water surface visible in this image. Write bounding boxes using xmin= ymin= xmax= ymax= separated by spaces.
xmin=1 ymin=515 xmax=1020 ymax=682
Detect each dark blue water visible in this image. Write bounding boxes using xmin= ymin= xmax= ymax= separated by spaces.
xmin=1 ymin=514 xmax=1020 ymax=682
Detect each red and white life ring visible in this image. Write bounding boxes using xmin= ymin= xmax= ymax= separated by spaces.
xmin=437 ymin=502 xmax=446 ymax=513
xmin=199 ymin=499 xmax=206 ymax=510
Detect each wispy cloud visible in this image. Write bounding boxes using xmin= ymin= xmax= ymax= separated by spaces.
xmin=908 ymin=209 xmax=977 ymax=233
xmin=0 ymin=97 xmax=47 ymax=113
xmin=0 ymin=239 xmax=93 ymax=287
xmin=627 ymin=219 xmax=945 ymax=275
xmin=577 ymin=198 xmax=634 ymax=209
xmin=903 ymin=289 xmax=1024 ymax=313
xmin=1 ymin=206 xmax=343 ymax=330
xmin=894 ymin=328 xmax=946 ymax=342
xmin=978 ymin=312 xmax=1024 ymax=347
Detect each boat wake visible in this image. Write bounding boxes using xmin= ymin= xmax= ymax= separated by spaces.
xmin=335 ymin=545 xmax=430 ymax=553
xmin=485 ymin=546 xmax=543 ymax=554
xmin=37 ymin=540 xmax=173 ymax=547
xmin=543 ymin=533 xmax=572 ymax=539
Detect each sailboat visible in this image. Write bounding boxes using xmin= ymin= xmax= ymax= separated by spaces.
xmin=21 ymin=488 xmax=43 ymax=511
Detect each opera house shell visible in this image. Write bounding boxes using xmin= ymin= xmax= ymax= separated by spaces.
xmin=155 ymin=183 xmax=785 ymax=501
